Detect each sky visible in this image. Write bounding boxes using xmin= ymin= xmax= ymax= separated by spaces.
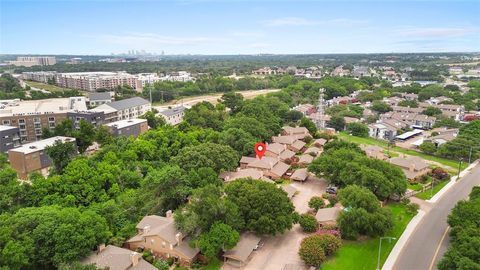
xmin=0 ymin=0 xmax=479 ymax=55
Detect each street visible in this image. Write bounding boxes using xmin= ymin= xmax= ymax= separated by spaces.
xmin=392 ymin=163 xmax=480 ymax=270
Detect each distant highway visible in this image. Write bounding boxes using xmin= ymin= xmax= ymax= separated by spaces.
xmin=392 ymin=164 xmax=480 ymax=270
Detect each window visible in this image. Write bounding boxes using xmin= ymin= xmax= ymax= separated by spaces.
xmin=19 ymin=124 xmax=26 ymax=130
xmin=48 ymin=117 xmax=55 ymax=122
xmin=2 ymin=120 xmax=10 ymax=125
xmin=34 ymin=123 xmax=41 ymax=129
xmin=18 ymin=119 xmax=25 ymax=124
xmin=35 ymin=129 xmax=42 ymax=135
xmin=49 ymin=122 xmax=55 ymax=128
xmin=33 ymin=118 xmax=41 ymax=123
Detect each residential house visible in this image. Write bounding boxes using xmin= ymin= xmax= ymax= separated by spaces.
xmin=8 ymin=136 xmax=76 ymax=179
xmin=304 ymin=146 xmax=322 ymax=156
xmin=265 ymin=142 xmax=296 ymax=162
xmin=81 ymin=244 xmax=157 ymax=270
xmin=281 ymin=126 xmax=311 ymax=139
xmin=368 ymin=122 xmax=399 ymax=141
xmin=239 ymin=156 xmax=290 ymax=180
xmin=219 ymin=168 xmax=274 ymax=184
xmin=292 ymin=104 xmax=316 ymax=116
xmin=418 ymin=102 xmax=464 ymax=121
xmin=361 ymin=145 xmax=388 ymax=160
xmin=223 ymin=233 xmax=261 ymax=267
xmin=390 ymin=156 xmax=430 ymax=181
xmin=400 ymin=93 xmax=418 ymax=101
xmin=282 ymin=184 xmax=298 ymax=199
xmin=158 ymin=106 xmax=187 ymax=125
xmin=313 ymin=138 xmax=327 ymax=148
xmin=290 ymin=168 xmax=309 ymax=182
xmin=105 ymin=118 xmax=149 ymax=138
xmin=425 ymin=96 xmax=452 ymax=106
xmin=331 ymin=66 xmax=350 ymax=77
xmin=272 ymin=136 xmax=306 ymax=152
xmin=315 ymin=206 xmax=343 ymax=225
xmin=0 ymin=125 xmax=20 ymax=152
xmin=298 ymin=154 xmax=314 ymax=165
xmin=352 ymin=66 xmax=371 ymax=78
xmin=126 ymin=213 xmax=199 ymax=266
xmin=344 ymin=116 xmax=360 ymax=124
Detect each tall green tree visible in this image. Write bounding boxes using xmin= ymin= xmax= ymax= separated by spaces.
xmin=45 ymin=141 xmax=77 ymax=174
xmin=196 ymin=223 xmax=240 ymax=259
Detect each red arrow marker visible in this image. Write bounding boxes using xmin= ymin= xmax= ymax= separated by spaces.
xmin=254 ymin=142 xmax=267 ymax=159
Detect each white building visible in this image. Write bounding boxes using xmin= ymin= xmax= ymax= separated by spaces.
xmin=56 ymin=72 xmax=141 ymax=92
xmin=163 ymin=71 xmax=193 ymax=82
xmin=9 ymin=56 xmax=56 ymax=67
xmin=135 ymin=73 xmax=162 ymax=88
xmin=158 ymin=106 xmax=187 ymax=125
xmin=93 ymin=97 xmax=151 ymax=121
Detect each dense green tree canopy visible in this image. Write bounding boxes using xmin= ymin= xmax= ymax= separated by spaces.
xmin=224 ymin=179 xmax=296 ymax=235
xmin=172 ymin=142 xmax=239 ymax=173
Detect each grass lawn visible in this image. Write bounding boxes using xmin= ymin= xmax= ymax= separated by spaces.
xmin=415 ymin=180 xmax=449 ymax=200
xmin=337 ymin=132 xmax=466 ymax=171
xmin=407 ymin=182 xmax=423 ymax=191
xmin=200 ymin=258 xmax=222 ymax=270
xmin=321 ymin=203 xmax=415 ymax=270
xmin=26 ymin=81 xmax=81 ymax=93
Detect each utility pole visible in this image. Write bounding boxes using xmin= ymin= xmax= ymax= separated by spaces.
xmin=457 ymin=158 xmax=463 ymax=180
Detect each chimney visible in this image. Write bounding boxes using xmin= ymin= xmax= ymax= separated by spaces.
xmin=166 ymin=210 xmax=173 ymax=218
xmin=175 ymin=232 xmax=183 ymax=244
xmin=130 ymin=252 xmax=141 ymax=266
xmin=97 ymin=244 xmax=106 ymax=254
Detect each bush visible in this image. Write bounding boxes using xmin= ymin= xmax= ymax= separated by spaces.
xmin=299 ymin=234 xmax=342 ymax=267
xmin=406 ymin=203 xmax=420 ymax=215
xmin=431 ymin=167 xmax=449 ymax=180
xmin=166 ymin=257 xmax=174 ymax=266
xmin=153 ymin=260 xmax=170 ymax=270
xmin=327 ymin=194 xmax=339 ymax=207
xmin=309 ymin=196 xmax=325 ymax=211
xmin=304 ymin=135 xmax=313 ymax=143
xmin=346 ymin=122 xmax=369 ymax=137
xmin=299 ymin=214 xmax=318 ymax=233
xmin=299 ymin=236 xmax=327 ymax=267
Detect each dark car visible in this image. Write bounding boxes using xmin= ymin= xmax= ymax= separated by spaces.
xmin=326 ymin=186 xmax=338 ymax=194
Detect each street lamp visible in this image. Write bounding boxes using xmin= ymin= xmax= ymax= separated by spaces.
xmin=377 ymin=237 xmax=397 ymax=270
xmin=457 ymin=158 xmax=463 ymax=180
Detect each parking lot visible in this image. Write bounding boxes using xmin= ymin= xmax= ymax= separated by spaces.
xmin=221 ymin=178 xmax=327 ymax=270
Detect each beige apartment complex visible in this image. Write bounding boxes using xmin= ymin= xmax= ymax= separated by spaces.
xmin=55 ymin=71 xmax=141 ymax=91
xmin=9 ymin=56 xmax=56 ymax=67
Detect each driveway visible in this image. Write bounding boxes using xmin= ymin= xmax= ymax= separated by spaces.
xmin=222 ymin=178 xmax=327 ymax=270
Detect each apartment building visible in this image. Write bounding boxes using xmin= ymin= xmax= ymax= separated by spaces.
xmin=158 ymin=106 xmax=187 ymax=125
xmin=56 ymin=72 xmax=140 ymax=91
xmin=8 ymin=136 xmax=76 ymax=179
xmin=22 ymin=71 xmax=57 ymax=83
xmin=0 ymin=97 xmax=87 ymax=142
xmin=0 ymin=125 xmax=20 ymax=152
xmin=9 ymin=56 xmax=56 ymax=67
xmin=105 ymin=118 xmax=148 ymax=138
xmin=136 ymin=73 xmax=161 ymax=87
xmin=87 ymin=92 xmax=112 ymax=107
xmin=93 ymin=97 xmax=151 ymax=121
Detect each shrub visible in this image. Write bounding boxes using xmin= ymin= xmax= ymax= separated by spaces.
xmin=315 ymin=234 xmax=342 ymax=256
xmin=153 ymin=260 xmax=170 ymax=270
xmin=299 ymin=234 xmax=342 ymax=267
xmin=406 ymin=203 xmax=420 ymax=215
xmin=299 ymin=236 xmax=327 ymax=267
xmin=327 ymin=195 xmax=339 ymax=207
xmin=309 ymin=196 xmax=325 ymax=211
xmin=304 ymin=136 xmax=313 ymax=143
xmin=299 ymin=214 xmax=318 ymax=233
xmin=431 ymin=167 xmax=449 ymax=180
xmin=166 ymin=257 xmax=174 ymax=266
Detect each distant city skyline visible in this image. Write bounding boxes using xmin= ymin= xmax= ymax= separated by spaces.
xmin=1 ymin=0 xmax=479 ymax=55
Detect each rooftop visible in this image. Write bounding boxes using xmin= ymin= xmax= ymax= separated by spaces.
xmin=106 ymin=97 xmax=150 ymax=111
xmin=105 ymin=118 xmax=147 ymax=129
xmin=81 ymin=245 xmax=156 ymax=270
xmin=0 ymin=97 xmax=87 ymax=117
xmin=9 ymin=136 xmax=76 ymax=154
xmin=0 ymin=125 xmax=18 ymax=132
xmin=88 ymin=92 xmax=112 ymax=101
xmin=158 ymin=106 xmax=187 ymax=117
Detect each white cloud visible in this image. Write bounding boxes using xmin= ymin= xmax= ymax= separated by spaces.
xmin=98 ymin=33 xmax=229 ymax=47
xmin=397 ymin=27 xmax=476 ymax=38
xmin=263 ymin=17 xmax=368 ymax=27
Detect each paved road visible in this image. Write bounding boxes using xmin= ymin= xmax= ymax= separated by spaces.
xmin=393 ymin=164 xmax=480 ymax=270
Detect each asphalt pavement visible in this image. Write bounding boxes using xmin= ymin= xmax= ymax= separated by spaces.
xmin=392 ymin=164 xmax=480 ymax=270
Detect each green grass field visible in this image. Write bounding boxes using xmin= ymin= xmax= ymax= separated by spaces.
xmin=337 ymin=132 xmax=466 ymax=171
xmin=407 ymin=182 xmax=423 ymax=191
xmin=415 ymin=180 xmax=449 ymax=200
xmin=26 ymin=81 xmax=81 ymax=93
xmin=321 ymin=203 xmax=415 ymax=270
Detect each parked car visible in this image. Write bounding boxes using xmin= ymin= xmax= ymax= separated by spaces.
xmin=326 ymin=186 xmax=338 ymax=194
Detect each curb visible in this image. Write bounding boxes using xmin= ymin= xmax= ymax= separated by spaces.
xmin=382 ymin=210 xmax=426 ymax=270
